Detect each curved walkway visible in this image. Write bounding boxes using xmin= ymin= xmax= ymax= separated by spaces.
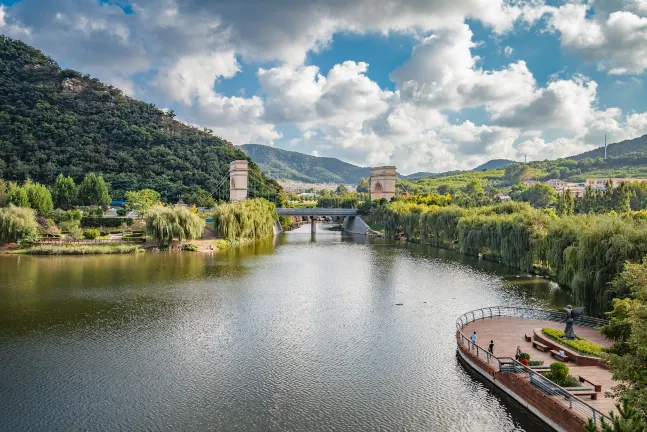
xmin=460 ymin=316 xmax=616 ymax=415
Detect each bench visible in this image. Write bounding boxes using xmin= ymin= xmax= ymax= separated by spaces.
xmin=524 ymin=334 xmax=532 ymax=342
xmin=550 ymin=349 xmax=569 ymax=362
xmin=569 ymin=391 xmax=598 ymax=400
xmin=563 ymin=386 xmax=595 ymax=392
xmin=532 ymin=340 xmax=548 ymax=352
xmin=579 ymin=375 xmax=602 ymax=392
xmin=529 ymin=365 xmax=550 ymax=371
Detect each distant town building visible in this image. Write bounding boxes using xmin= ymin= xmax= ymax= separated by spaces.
xmin=523 ymin=180 xmax=538 ymax=187
xmin=584 ymin=178 xmax=647 ymax=189
xmin=545 ymin=179 xmax=570 ymax=189
xmin=278 ymin=181 xmax=356 ymax=193
xmin=297 ymin=192 xmax=319 ymax=198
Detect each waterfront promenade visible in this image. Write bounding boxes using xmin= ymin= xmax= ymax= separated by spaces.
xmin=456 ymin=307 xmax=616 ymax=431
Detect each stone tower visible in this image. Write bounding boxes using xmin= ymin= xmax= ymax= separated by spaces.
xmin=370 ymin=166 xmax=396 ymax=201
xmin=229 ymin=160 xmax=248 ymax=202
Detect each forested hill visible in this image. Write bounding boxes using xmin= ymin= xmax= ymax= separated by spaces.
xmin=0 ymin=36 xmax=279 ymax=201
xmin=239 ymin=144 xmax=371 ymax=183
xmin=570 ymin=134 xmax=647 ymax=160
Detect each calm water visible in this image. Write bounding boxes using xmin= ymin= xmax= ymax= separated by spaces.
xmin=0 ymin=225 xmax=571 ymax=431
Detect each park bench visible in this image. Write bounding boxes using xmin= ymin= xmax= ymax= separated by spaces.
xmin=569 ymin=390 xmax=598 ymax=400
xmin=524 ymin=333 xmax=532 ymax=342
xmin=578 ymin=375 xmax=602 ymax=392
xmin=550 ymin=350 xmax=569 ymax=362
xmin=529 ymin=365 xmax=550 ymax=371
xmin=532 ymin=340 xmax=548 ymax=352
xmin=563 ymin=386 xmax=595 ymax=392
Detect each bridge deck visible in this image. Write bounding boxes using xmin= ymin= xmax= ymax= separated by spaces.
xmin=276 ymin=208 xmax=359 ymax=217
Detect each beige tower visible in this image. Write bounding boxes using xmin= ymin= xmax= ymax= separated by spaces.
xmin=370 ymin=166 xmax=397 ymax=201
xmin=229 ymin=160 xmax=249 ymax=202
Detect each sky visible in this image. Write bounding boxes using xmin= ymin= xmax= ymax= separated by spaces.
xmin=2 ymin=0 xmax=647 ymax=174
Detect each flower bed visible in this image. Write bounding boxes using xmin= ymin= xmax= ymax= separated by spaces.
xmin=542 ymin=328 xmax=604 ymax=357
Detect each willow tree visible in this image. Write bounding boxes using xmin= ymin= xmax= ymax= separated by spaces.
xmin=0 ymin=205 xmax=38 ymax=242
xmin=212 ymin=198 xmax=277 ymax=241
xmin=146 ymin=205 xmax=205 ymax=245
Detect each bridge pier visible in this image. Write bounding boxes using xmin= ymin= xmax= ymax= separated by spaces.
xmin=311 ymin=216 xmax=316 ymax=234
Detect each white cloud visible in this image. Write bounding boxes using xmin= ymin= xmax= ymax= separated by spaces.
xmin=549 ymin=4 xmax=647 ymax=74
xmin=504 ymin=45 xmax=514 ymax=56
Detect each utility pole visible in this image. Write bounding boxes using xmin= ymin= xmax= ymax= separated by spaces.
xmin=604 ymin=134 xmax=607 ymax=159
xmin=524 ymin=155 xmax=527 ymax=163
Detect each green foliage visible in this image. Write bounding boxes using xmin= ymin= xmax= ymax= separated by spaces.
xmin=184 ymin=189 xmax=216 ymax=209
xmin=518 ymin=352 xmax=530 ymax=362
xmin=125 ymin=188 xmax=160 ymax=213
xmin=146 ymin=205 xmax=205 ymax=245
xmin=542 ymin=328 xmax=604 ymax=356
xmin=0 ymin=205 xmax=38 ymax=243
xmin=83 ymin=228 xmax=101 ymax=239
xmin=528 ymin=360 xmax=544 ymax=366
xmin=0 ymin=179 xmax=7 ymax=206
xmin=7 ymin=184 xmax=29 ymax=207
xmin=524 ymin=183 xmax=557 ymax=208
xmin=549 ymin=361 xmax=569 ymax=380
xmin=77 ymin=173 xmax=111 ymax=207
xmin=586 ymin=398 xmax=647 ymax=432
xmin=66 ymin=224 xmax=83 ymax=239
xmin=0 ymin=37 xmax=280 ymax=201
xmin=601 ymin=260 xmax=647 ymax=416
xmin=81 ymin=217 xmax=132 ymax=228
xmin=181 ymin=243 xmax=198 ymax=252
xmin=278 ymin=216 xmax=292 ymax=231
xmin=357 ymin=177 xmax=370 ymax=193
xmin=25 ymin=182 xmax=53 ymax=215
xmin=52 ymin=174 xmax=77 ymax=209
xmin=212 ymin=198 xmax=276 ymax=241
xmin=317 ymin=195 xmax=359 ymax=208
xmin=116 ymin=208 xmax=128 ymax=216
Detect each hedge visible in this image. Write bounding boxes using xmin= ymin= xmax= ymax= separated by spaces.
xmin=81 ymin=217 xmax=133 ymax=228
xmin=542 ymin=328 xmax=604 ymax=357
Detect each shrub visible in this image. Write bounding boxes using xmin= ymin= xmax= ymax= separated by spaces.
xmin=116 ymin=208 xmax=128 ymax=216
xmin=181 ymin=243 xmax=198 ymax=251
xmin=81 ymin=217 xmax=133 ymax=228
xmin=83 ymin=228 xmax=101 ymax=239
xmin=528 ymin=360 xmax=544 ymax=366
xmin=68 ymin=226 xmax=84 ymax=240
xmin=50 ymin=208 xmax=69 ymax=224
xmin=214 ymin=239 xmax=230 ymax=250
xmin=550 ymin=362 xmax=569 ymax=380
xmin=0 ymin=205 xmax=38 ymax=243
xmin=542 ymin=328 xmax=604 ymax=357
xmin=59 ymin=220 xmax=80 ymax=232
xmin=518 ymin=352 xmax=530 ymax=362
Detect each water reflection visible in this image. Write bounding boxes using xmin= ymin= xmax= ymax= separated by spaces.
xmin=0 ymin=227 xmax=567 ymax=431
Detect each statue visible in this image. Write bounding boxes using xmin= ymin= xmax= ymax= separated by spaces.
xmin=563 ymin=305 xmax=584 ymax=340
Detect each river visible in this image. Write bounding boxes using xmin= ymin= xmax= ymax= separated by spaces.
xmin=0 ymin=224 xmax=572 ymax=431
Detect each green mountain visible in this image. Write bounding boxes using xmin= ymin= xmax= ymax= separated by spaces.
xmin=239 ymin=144 xmax=371 ymax=184
xmin=0 ymin=36 xmax=279 ymax=201
xmin=473 ymin=159 xmax=515 ymax=171
xmin=571 ymin=134 xmax=647 ymax=160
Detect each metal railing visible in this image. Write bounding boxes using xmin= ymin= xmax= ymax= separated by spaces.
xmin=455 ymin=307 xmax=610 ymax=426
xmin=456 ymin=306 xmax=609 ymax=330
xmin=276 ymin=208 xmax=359 ymax=216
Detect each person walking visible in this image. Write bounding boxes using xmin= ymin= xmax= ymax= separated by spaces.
xmin=470 ymin=331 xmax=477 ymax=349
xmin=488 ymin=340 xmax=494 ymax=354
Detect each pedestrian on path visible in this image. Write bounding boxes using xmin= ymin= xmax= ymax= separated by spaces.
xmin=471 ymin=331 xmax=477 ymax=349
xmin=488 ymin=340 xmax=494 ymax=354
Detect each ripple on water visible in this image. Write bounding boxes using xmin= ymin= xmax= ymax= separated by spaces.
xmin=0 ymin=238 xmax=564 ymax=431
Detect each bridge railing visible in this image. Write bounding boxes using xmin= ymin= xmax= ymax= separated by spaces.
xmin=455 ymin=307 xmax=610 ymax=426
xmin=276 ymin=208 xmax=359 ymax=216
xmin=456 ymin=306 xmax=609 ymax=330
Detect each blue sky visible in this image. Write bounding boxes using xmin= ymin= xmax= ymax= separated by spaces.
xmin=1 ymin=0 xmax=647 ymax=173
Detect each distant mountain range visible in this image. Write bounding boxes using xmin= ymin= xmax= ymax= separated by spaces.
xmin=239 ymin=144 xmax=371 ymax=184
xmin=241 ymin=133 xmax=647 ymax=184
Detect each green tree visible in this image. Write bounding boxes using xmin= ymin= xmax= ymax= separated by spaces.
xmin=52 ymin=174 xmax=77 ymax=209
xmin=25 ymin=182 xmax=53 ymax=215
xmin=463 ymin=179 xmax=485 ymax=197
xmin=600 ymin=260 xmax=647 ymax=416
xmin=6 ymin=183 xmax=29 ymax=207
xmin=357 ymin=178 xmax=370 ymax=193
xmin=614 ymin=182 xmax=631 ymax=213
xmin=524 ymin=183 xmax=556 ymax=208
xmin=336 ymin=184 xmax=349 ymax=194
xmin=585 ymin=398 xmax=647 ymax=432
xmin=0 ymin=179 xmax=7 ymax=206
xmin=185 ymin=189 xmax=215 ymax=208
xmin=77 ymin=173 xmax=111 ymax=207
xmin=125 ymin=189 xmax=161 ymax=214
xmin=564 ymin=189 xmax=575 ymax=216
xmin=146 ymin=205 xmax=205 ymax=245
xmin=582 ymin=185 xmax=595 ymax=213
xmin=0 ymin=205 xmax=38 ymax=242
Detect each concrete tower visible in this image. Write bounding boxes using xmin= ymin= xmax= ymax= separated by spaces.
xmin=370 ymin=166 xmax=396 ymax=201
xmin=229 ymin=160 xmax=248 ymax=202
